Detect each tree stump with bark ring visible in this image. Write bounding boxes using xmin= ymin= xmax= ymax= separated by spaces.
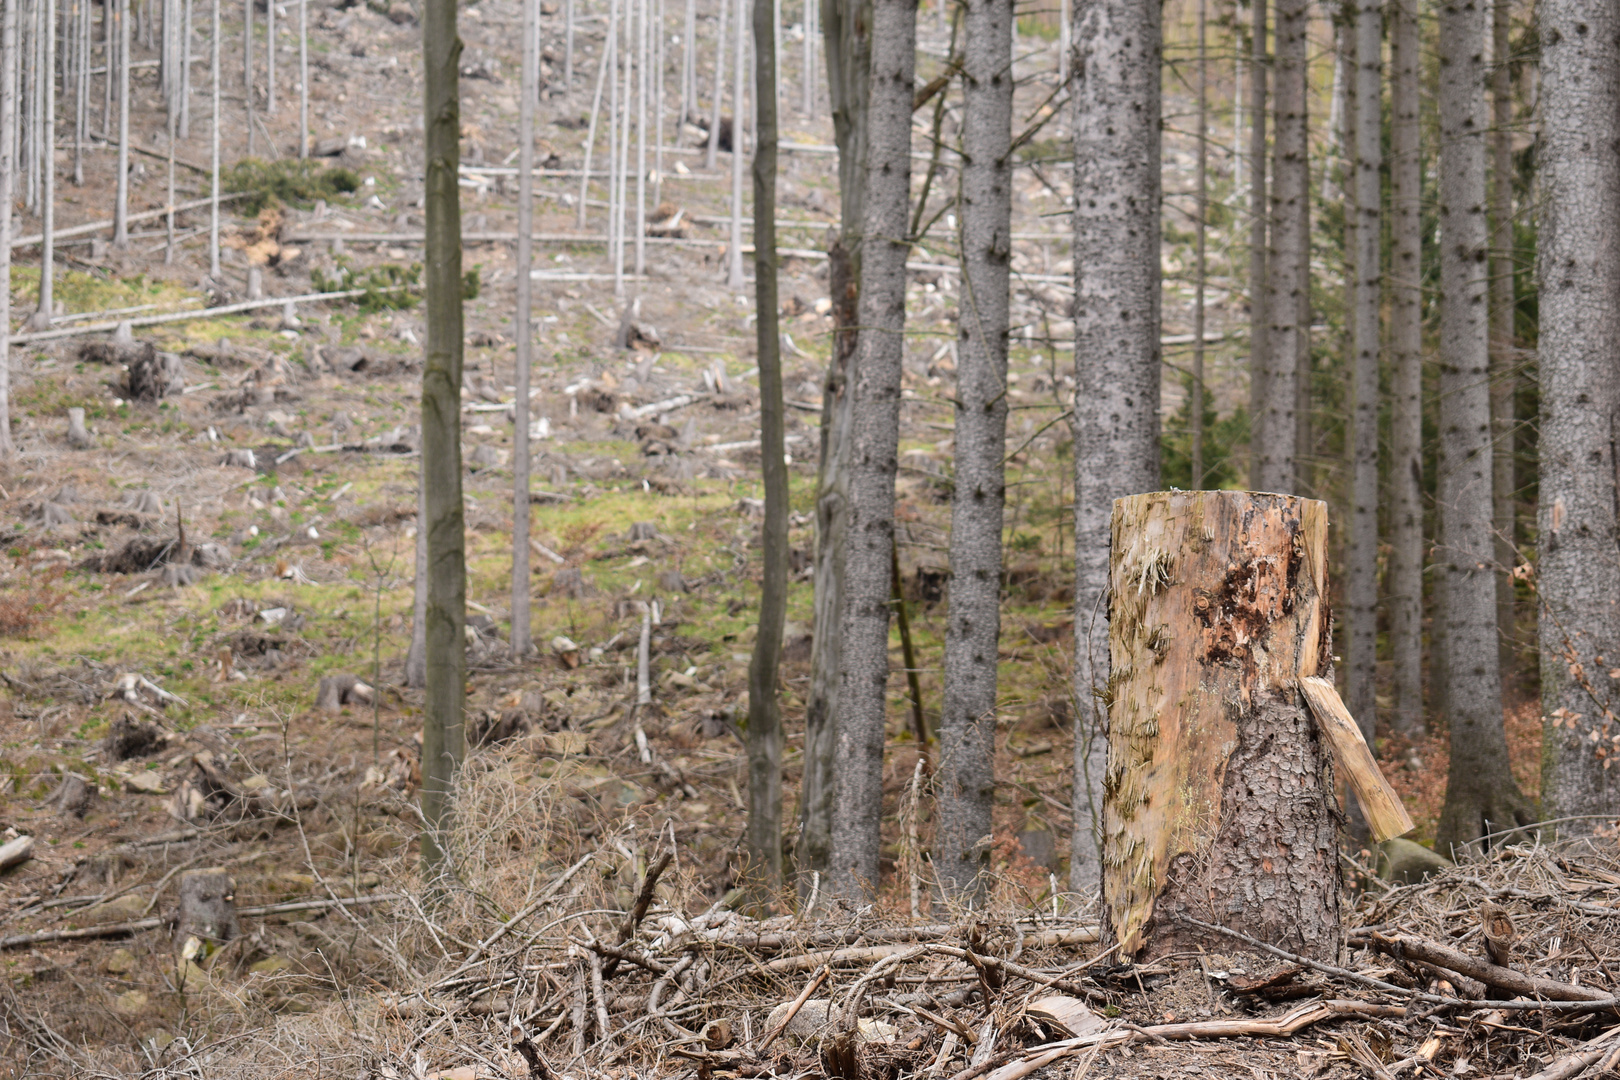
xmin=1102 ymin=490 xmax=1341 ymax=960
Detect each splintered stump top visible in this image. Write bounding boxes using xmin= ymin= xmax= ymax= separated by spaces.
xmin=1103 ymin=491 xmax=1341 ymax=961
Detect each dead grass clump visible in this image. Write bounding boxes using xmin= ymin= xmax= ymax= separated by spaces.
xmin=0 ymin=573 xmax=65 ymax=638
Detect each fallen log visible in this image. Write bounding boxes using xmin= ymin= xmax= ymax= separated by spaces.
xmin=1362 ymin=932 xmax=1610 ymax=1003
xmin=0 ymin=892 xmax=400 ymax=950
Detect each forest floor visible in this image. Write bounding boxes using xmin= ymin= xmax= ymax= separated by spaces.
xmin=0 ymin=0 xmax=1571 ymax=1077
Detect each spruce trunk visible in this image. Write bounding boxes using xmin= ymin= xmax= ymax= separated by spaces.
xmin=937 ymin=0 xmax=1011 ymax=901
xmin=1387 ymin=0 xmax=1423 ymax=738
xmin=828 ymin=0 xmax=914 ymax=901
xmin=1103 ymin=490 xmax=1341 ymax=960
xmin=1488 ymin=0 xmax=1516 ymax=672
xmin=1537 ymin=0 xmax=1620 ymax=829
xmin=1245 ymin=0 xmax=1267 ymax=492
xmin=1433 ymin=0 xmax=1531 ymax=853
xmin=1069 ymin=0 xmax=1162 ymax=892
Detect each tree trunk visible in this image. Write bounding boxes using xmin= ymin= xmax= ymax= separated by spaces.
xmin=210 ymin=0 xmax=220 ymax=279
xmin=1536 ymin=0 xmax=1620 ymax=831
xmin=936 ymin=0 xmax=1010 ymax=902
xmin=1433 ymin=0 xmax=1532 ymax=855
xmin=1246 ymin=0 xmax=1267 ymax=491
xmin=799 ymin=0 xmax=870 ymax=897
xmin=1190 ymin=0 xmax=1206 ymax=487
xmin=1069 ymin=0 xmax=1161 ymax=893
xmin=0 ymin=0 xmax=14 ymax=459
xmin=32 ymin=0 xmax=53 ymax=329
xmin=511 ymin=0 xmax=537 ymax=660
xmin=1102 ymin=491 xmax=1341 ymax=960
xmin=420 ymin=0 xmax=467 ymax=876
xmin=1387 ymin=0 xmax=1422 ymax=739
xmin=745 ymin=0 xmax=785 ymax=895
xmin=114 ymin=0 xmax=129 ymax=247
xmin=1345 ymin=0 xmax=1381 ymax=806
xmin=173 ymin=867 xmax=237 ymax=950
xmin=727 ymin=0 xmax=747 ymax=289
xmin=1256 ymin=0 xmax=1307 ymax=492
xmin=828 ymin=0 xmax=913 ymax=901
xmin=1488 ymin=0 xmax=1516 ymax=673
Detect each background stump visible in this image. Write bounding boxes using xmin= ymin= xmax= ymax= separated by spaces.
xmin=174 ymin=867 xmax=237 ymax=952
xmin=1103 ymin=491 xmax=1341 ymax=960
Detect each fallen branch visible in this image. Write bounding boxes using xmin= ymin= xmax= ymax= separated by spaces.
xmin=0 ymin=892 xmax=399 ymax=950
xmin=1361 ymin=932 xmax=1611 ymax=1003
xmin=600 ymin=851 xmax=673 ymax=978
xmin=757 ymin=964 xmax=831 ymax=1053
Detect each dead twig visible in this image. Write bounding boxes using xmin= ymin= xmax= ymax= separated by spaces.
xmin=756 ymin=963 xmax=831 ymax=1052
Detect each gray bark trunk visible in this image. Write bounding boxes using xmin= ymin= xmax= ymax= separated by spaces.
xmin=174 ymin=868 xmax=236 ymax=950
xmin=828 ymin=0 xmax=914 ymax=901
xmin=1345 ymin=0 xmax=1381 ymax=760
xmin=114 ymin=0 xmax=129 ymax=247
xmin=1246 ymin=0 xmax=1267 ymax=490
xmin=406 ymin=474 xmax=428 ymax=687
xmin=799 ymin=0 xmax=870 ymax=897
xmin=1256 ymin=0 xmax=1307 ymax=492
xmin=420 ymin=0 xmax=467 ymax=876
xmin=1488 ymin=0 xmax=1516 ymax=672
xmin=33 ymin=0 xmax=52 ymax=328
xmin=0 ymin=0 xmax=14 ymax=458
xmin=937 ymin=0 xmax=1011 ymax=902
xmin=512 ymin=0 xmax=537 ymax=660
xmin=1387 ymin=0 xmax=1422 ymax=738
xmin=1069 ymin=0 xmax=1161 ymax=893
xmin=746 ymin=0 xmax=786 ymax=894
xmin=1537 ymin=0 xmax=1620 ymax=830
xmin=1433 ymin=0 xmax=1532 ymax=854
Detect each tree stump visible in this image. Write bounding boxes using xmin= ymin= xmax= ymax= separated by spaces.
xmin=173 ymin=867 xmax=237 ymax=952
xmin=66 ymin=408 xmax=92 ymax=448
xmin=1103 ymin=491 xmax=1341 ymax=960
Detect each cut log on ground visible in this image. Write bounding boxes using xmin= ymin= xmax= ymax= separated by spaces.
xmin=1358 ymin=931 xmax=1611 ymax=1002
xmin=1103 ymin=491 xmax=1341 ymax=960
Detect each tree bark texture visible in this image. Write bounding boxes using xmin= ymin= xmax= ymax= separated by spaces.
xmin=828 ymin=0 xmax=913 ymax=901
xmin=1489 ymin=0 xmax=1516 ymax=671
xmin=0 ymin=0 xmax=15 ymax=458
xmin=173 ymin=867 xmax=236 ymax=949
xmin=1434 ymin=0 xmax=1532 ymax=854
xmin=801 ymin=0 xmax=871 ymax=897
xmin=1069 ymin=0 xmax=1161 ymax=893
xmin=746 ymin=0 xmax=786 ymax=893
xmin=420 ymin=0 xmax=467 ymax=875
xmin=1387 ymin=0 xmax=1422 ymax=738
xmin=1537 ymin=0 xmax=1620 ymax=829
xmin=114 ymin=0 xmax=130 ymax=247
xmin=936 ymin=0 xmax=1011 ymax=902
xmin=1345 ymin=0 xmax=1381 ymax=758
xmin=511 ymin=0 xmax=537 ymax=660
xmin=1102 ymin=491 xmax=1341 ymax=961
xmin=1245 ymin=0 xmax=1267 ymax=492
xmin=1256 ymin=0 xmax=1307 ymax=493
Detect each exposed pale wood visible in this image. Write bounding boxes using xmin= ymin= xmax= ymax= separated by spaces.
xmin=0 ymin=834 xmax=34 ymax=871
xmin=1104 ymin=491 xmax=1340 ymax=959
xmin=1299 ymin=676 xmax=1415 ymax=842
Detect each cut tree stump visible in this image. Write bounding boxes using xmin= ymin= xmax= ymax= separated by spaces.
xmin=1103 ymin=491 xmax=1341 ymax=961
xmin=173 ymin=867 xmax=237 ymax=952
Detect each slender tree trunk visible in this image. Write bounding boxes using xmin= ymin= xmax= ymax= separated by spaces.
xmin=1257 ymin=0 xmax=1306 ymax=492
xmin=511 ymin=0 xmax=537 ymax=660
xmin=210 ymin=0 xmax=219 ymax=278
xmin=1433 ymin=0 xmax=1532 ymax=855
xmin=566 ymin=0 xmax=576 ymax=89
xmin=180 ymin=0 xmax=191 ymax=139
xmin=420 ymin=0 xmax=467 ymax=876
xmin=265 ymin=0 xmax=273 ymax=113
xmin=406 ymin=477 xmax=429 ymax=687
xmin=1247 ymin=0 xmax=1268 ymax=490
xmin=1488 ymin=0 xmax=1516 ymax=672
xmin=746 ymin=0 xmax=785 ymax=895
xmin=1387 ymin=0 xmax=1422 ymax=739
xmin=1069 ymin=0 xmax=1161 ymax=892
xmin=635 ymin=0 xmax=647 ymax=276
xmin=32 ymin=0 xmax=53 ymax=328
xmin=299 ymin=0 xmax=307 ymax=156
xmin=1345 ymin=0 xmax=1381 ymax=785
xmin=1537 ymin=0 xmax=1620 ymax=831
xmin=0 ymin=0 xmax=16 ymax=459
xmin=727 ymin=0 xmax=746 ymax=290
xmin=937 ymin=0 xmax=1010 ymax=902
xmin=828 ymin=0 xmax=914 ymax=901
xmin=243 ymin=0 xmax=253 ymax=156
xmin=114 ymin=0 xmax=129 ymax=247
xmin=798 ymin=0 xmax=870 ymax=897
xmin=707 ymin=0 xmax=726 ymax=169
xmin=1190 ymin=0 xmax=1205 ymax=487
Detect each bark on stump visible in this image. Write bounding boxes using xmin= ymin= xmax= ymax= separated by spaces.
xmin=173 ymin=867 xmax=237 ymax=951
xmin=1103 ymin=490 xmax=1341 ymax=961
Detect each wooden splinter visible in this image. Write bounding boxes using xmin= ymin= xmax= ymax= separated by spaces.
xmin=1299 ymin=676 xmax=1415 ymax=843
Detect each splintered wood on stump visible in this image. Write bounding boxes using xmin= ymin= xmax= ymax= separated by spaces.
xmin=174 ymin=867 xmax=237 ymax=951
xmin=1103 ymin=491 xmax=1341 ymax=961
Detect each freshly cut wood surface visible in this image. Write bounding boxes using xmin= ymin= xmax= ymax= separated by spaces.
xmin=1299 ymin=676 xmax=1415 ymax=842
